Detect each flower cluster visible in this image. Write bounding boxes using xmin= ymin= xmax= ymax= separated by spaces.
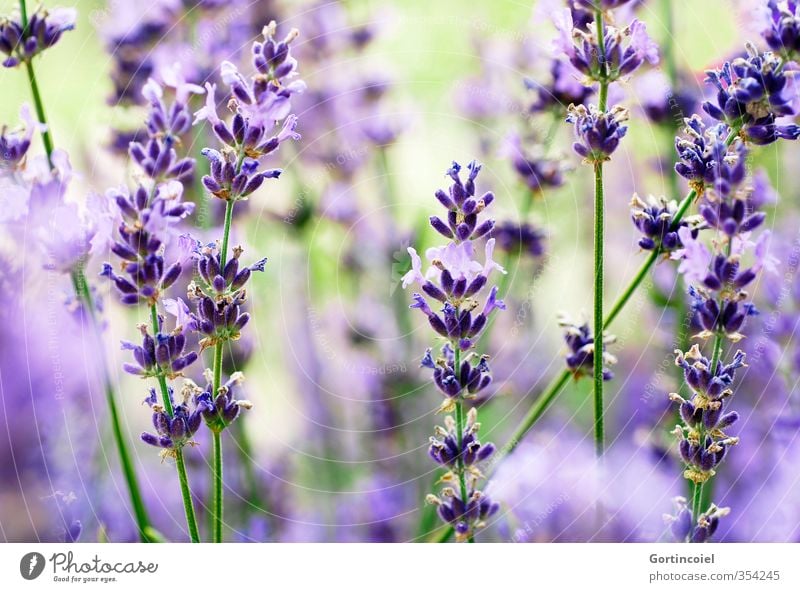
xmin=567 ymin=104 xmax=629 ymax=163
xmin=404 ymin=162 xmax=506 ymax=353
xmin=669 ymin=345 xmax=746 ymax=484
xmin=1 ymin=104 xmax=39 ymax=173
xmin=187 ymin=242 xmax=267 ymax=350
xmin=121 ymin=319 xmax=198 ymax=380
xmin=428 ymin=161 xmax=496 ymax=242
xmin=559 ymin=315 xmax=616 ymax=381
xmin=703 ymin=46 xmax=800 ymax=145
xmin=101 ymin=79 xmax=197 ymax=306
xmin=674 ymin=115 xmax=744 ymax=196
xmin=128 ymin=79 xmax=198 ymax=183
xmin=420 ymin=345 xmax=493 ymax=412
xmin=664 ymin=497 xmax=730 ymax=543
xmin=0 ymin=6 xmax=75 ymax=68
xmin=674 ymin=134 xmax=768 ymax=342
xmin=405 ymin=160 xmax=502 ymax=542
xmin=101 ymin=183 xmax=193 ymax=305
xmin=556 ymin=13 xmax=658 ymax=84
xmin=141 ymin=384 xmax=210 ymax=454
xmin=425 ymin=408 xmax=499 ymax=541
xmin=503 ymin=133 xmax=565 ymax=194
xmin=428 ymin=407 xmax=495 ymax=469
xmin=630 ymin=194 xmax=698 ymax=252
xmin=491 ymin=221 xmax=546 ymax=259
xmin=659 ymin=30 xmax=800 ymax=540
xmin=194 ymin=21 xmax=302 ymax=203
xmin=762 ymin=1 xmax=800 ymax=60
xmin=186 ymin=372 xmax=253 ymax=434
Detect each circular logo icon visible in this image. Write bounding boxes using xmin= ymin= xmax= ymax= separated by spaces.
xmin=20 ymin=552 xmax=46 ymax=580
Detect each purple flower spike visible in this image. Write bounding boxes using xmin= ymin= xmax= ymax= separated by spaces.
xmin=702 ymin=46 xmax=800 ymax=145
xmin=0 ymin=6 xmax=75 ymax=68
xmin=406 ymin=159 xmax=506 ymax=541
xmin=559 ymin=315 xmax=616 ymax=381
xmin=567 ymin=104 xmax=629 ymax=163
xmin=140 ymin=386 xmax=211 ymax=453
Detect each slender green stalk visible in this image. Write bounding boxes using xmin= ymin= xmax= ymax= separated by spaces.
xmin=72 ymin=270 xmax=156 ymax=541
xmin=592 ymin=161 xmax=605 ymax=458
xmin=219 ymin=200 xmax=235 ymax=272
xmin=497 ymin=128 xmax=741 ymax=458
xmin=592 ymin=7 xmax=609 ymax=458
xmin=173 ymin=448 xmax=200 ymax=541
xmin=209 ymin=199 xmax=235 ymax=542
xmin=19 ymin=1 xmax=54 ymax=167
xmin=24 ymin=61 xmax=54 ymax=167
xmin=689 ymin=480 xmax=705 ymax=533
xmin=212 ymin=431 xmax=223 ymax=543
xmin=594 ymin=11 xmax=609 ymax=112
xmin=451 ymin=345 xmax=475 ymax=543
xmin=150 ymin=304 xmax=201 ymax=543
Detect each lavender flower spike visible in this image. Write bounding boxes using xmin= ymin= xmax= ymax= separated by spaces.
xmin=141 ymin=384 xmax=211 ymax=457
xmin=567 ymin=104 xmax=629 ymax=163
xmin=194 ymin=21 xmax=303 ymax=203
xmin=405 ymin=160 xmax=502 ymax=541
xmin=0 ymin=6 xmax=76 ymax=68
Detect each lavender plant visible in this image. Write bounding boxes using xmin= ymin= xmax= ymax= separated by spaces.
xmin=560 ymin=2 xmax=657 ymax=457
xmin=403 ymin=161 xmax=502 ymax=542
xmin=657 ymin=23 xmax=800 ymax=540
xmin=464 ymin=0 xmax=785 ymax=503
xmin=0 ymin=0 xmax=164 ymax=541
xmin=191 ymin=20 xmax=302 ymax=542
xmin=102 ymin=76 xmax=202 ymax=542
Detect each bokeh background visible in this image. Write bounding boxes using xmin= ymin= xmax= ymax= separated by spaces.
xmin=1 ymin=0 xmax=799 ymax=543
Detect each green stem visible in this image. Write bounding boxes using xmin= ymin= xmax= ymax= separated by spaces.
xmin=592 ymin=7 xmax=609 ymax=459
xmin=150 ymin=304 xmax=200 ymax=543
xmin=212 ymin=431 xmax=223 ymax=543
xmin=19 ymin=0 xmax=54 ymax=168
xmin=219 ymin=200 xmax=235 ymax=270
xmin=594 ymin=9 xmax=608 ymax=112
xmin=592 ymin=161 xmax=605 ymax=458
xmin=173 ymin=448 xmax=200 ymax=542
xmin=452 ymin=345 xmax=475 ymax=543
xmin=690 ymin=479 xmax=705 ymax=539
xmin=209 ymin=198 xmax=235 ymax=542
xmin=72 ymin=269 xmax=155 ymax=542
xmin=24 ymin=61 xmax=54 ymax=167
